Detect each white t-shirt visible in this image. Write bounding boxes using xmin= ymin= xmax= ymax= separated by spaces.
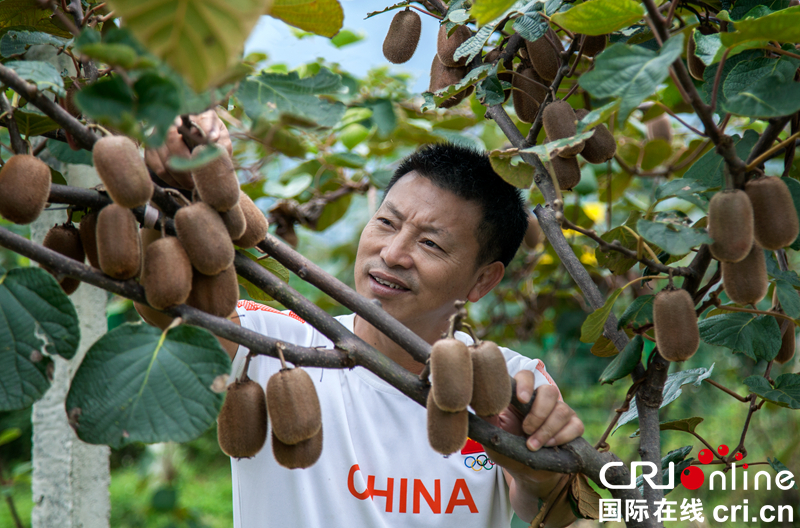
xmin=230 ymin=300 xmax=560 ymax=527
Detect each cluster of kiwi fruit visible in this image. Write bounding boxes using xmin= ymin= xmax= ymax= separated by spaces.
xmin=427 ymin=337 xmax=511 ymax=454
xmin=217 ymin=364 xmax=323 ymax=469
xmin=707 ymin=177 xmax=799 ymax=308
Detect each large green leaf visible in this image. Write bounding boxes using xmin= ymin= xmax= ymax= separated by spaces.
xmin=744 ymin=374 xmax=800 ymax=409
xmin=66 ymin=324 xmax=230 ymax=448
xmin=488 ymin=155 xmax=534 ymax=189
xmin=595 ymin=213 xmax=642 ymax=275
xmin=0 ymin=2 xmax=73 ymax=38
xmin=454 ymin=21 xmax=500 ymax=65
xmin=0 ymin=29 xmax=69 ymax=57
xmin=579 ymin=35 xmax=683 ymax=123
xmin=74 ymin=75 xmax=135 ymax=127
xmin=13 ymin=109 xmax=59 ymax=137
xmin=698 ymin=313 xmax=781 ymax=362
xmin=683 ymin=130 xmax=760 ymax=187
xmin=636 ymin=219 xmax=713 ymax=256
xmin=767 ymin=457 xmax=799 ymax=489
xmin=550 ymin=0 xmax=644 ymax=36
xmin=599 ymin=335 xmax=642 ymax=385
xmin=580 ymin=287 xmax=624 ymax=343
xmin=0 ymin=266 xmax=80 ymax=411
xmin=471 ymin=0 xmax=516 ymax=25
xmin=720 ymin=5 xmax=800 ymax=47
xmin=237 ymin=68 xmax=346 ymax=128
xmin=617 ymin=294 xmax=654 ymax=329
xmin=269 ymin=0 xmax=344 ymax=38
xmin=47 ymin=139 xmax=93 ymax=166
xmin=106 ymin=0 xmax=272 ymax=91
xmin=513 ymin=5 xmax=548 ymax=42
xmin=721 ymin=55 xmax=800 ymax=118
xmin=5 ymin=60 xmax=64 ymax=97
xmin=775 ymin=279 xmax=800 ymax=319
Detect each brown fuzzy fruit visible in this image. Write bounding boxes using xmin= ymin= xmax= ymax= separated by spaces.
xmin=429 ymin=55 xmax=468 ymax=109
xmin=430 ymin=338 xmax=473 ymax=412
xmin=272 ymin=428 xmax=323 ymax=469
xmin=383 ymin=9 xmax=421 ymax=64
xmin=526 ymin=29 xmax=562 ymax=82
xmin=523 ymin=213 xmax=542 ymax=249
xmin=653 ymin=288 xmax=700 ymax=362
xmin=708 ymin=189 xmax=754 ymax=263
xmin=776 ymin=325 xmax=796 ymax=364
xmin=688 ymin=26 xmax=718 ymax=81
xmin=186 ymin=265 xmax=239 ymax=318
xmin=582 ymin=34 xmax=607 ymax=58
xmin=470 ymin=341 xmax=511 ymax=416
xmin=267 ymin=368 xmax=322 ymax=445
xmin=426 ymin=391 xmax=468 ymax=455
xmin=722 ymin=241 xmax=768 ymax=305
xmin=42 ymin=223 xmax=85 ymax=295
xmin=79 ymin=211 xmax=100 ymax=268
xmin=574 ymin=109 xmax=616 ymax=163
xmin=437 ymin=24 xmax=471 ymax=67
xmin=745 ymin=177 xmax=800 ymax=250
xmin=646 ymin=114 xmax=672 ymax=143
xmin=135 ymin=301 xmax=174 ymax=329
xmin=550 ymin=155 xmax=581 ymax=191
xmin=233 ymin=192 xmax=268 ymax=248
xmin=217 ymin=377 xmax=268 ymax=459
xmin=92 ymin=135 xmax=153 ymax=208
xmin=221 ymin=203 xmax=247 ymax=240
xmin=142 ymin=237 xmax=193 ymax=310
xmin=0 ymin=154 xmax=51 ymax=224
xmin=97 ymin=204 xmax=141 ymax=280
xmin=512 ymin=65 xmax=547 ymax=123
xmin=174 ymin=202 xmax=235 ymax=275
xmin=542 ymin=101 xmax=584 ymax=157
xmin=191 ymin=147 xmax=240 ymax=212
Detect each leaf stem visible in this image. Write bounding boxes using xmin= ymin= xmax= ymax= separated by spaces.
xmin=715 ymin=304 xmax=797 ymax=324
xmin=745 ymin=130 xmax=800 ymax=172
xmin=703 ymin=378 xmax=750 ymax=402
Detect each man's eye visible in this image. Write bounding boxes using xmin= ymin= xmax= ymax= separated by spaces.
xmin=377 ymin=217 xmax=392 ymax=226
xmin=423 ymin=239 xmax=440 ymax=249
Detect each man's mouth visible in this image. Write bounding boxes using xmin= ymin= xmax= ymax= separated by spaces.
xmin=369 ymin=274 xmax=409 ymax=291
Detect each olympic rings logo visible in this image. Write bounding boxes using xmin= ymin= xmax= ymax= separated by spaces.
xmin=464 ymin=454 xmax=495 ymax=471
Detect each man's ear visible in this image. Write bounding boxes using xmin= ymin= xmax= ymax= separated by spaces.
xmin=467 ymin=261 xmax=505 ymax=303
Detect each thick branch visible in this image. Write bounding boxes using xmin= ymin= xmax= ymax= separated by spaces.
xmin=746 ymin=115 xmax=793 ymax=165
xmin=0 ymin=92 xmax=26 ymax=154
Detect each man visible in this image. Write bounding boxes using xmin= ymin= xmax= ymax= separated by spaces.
xmin=150 ymin=126 xmax=584 ymax=527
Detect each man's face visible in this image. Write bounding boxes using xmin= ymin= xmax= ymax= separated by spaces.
xmin=354 ymin=172 xmax=490 ymax=332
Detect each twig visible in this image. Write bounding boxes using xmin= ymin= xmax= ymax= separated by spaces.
xmin=727 ymin=394 xmax=759 ymax=464
xmin=0 ymin=92 xmax=26 ymax=154
xmin=703 ymin=378 xmax=750 ymax=402
xmin=745 ymin=130 xmax=800 ymax=171
xmin=765 ymin=45 xmax=800 ymax=61
xmin=710 ymin=48 xmax=730 ymax=116
xmin=691 ymin=431 xmax=728 ymax=463
xmin=595 ymin=378 xmax=646 ymax=450
xmin=714 ymin=303 xmax=797 ymax=324
xmin=653 ymin=102 xmax=707 ymax=137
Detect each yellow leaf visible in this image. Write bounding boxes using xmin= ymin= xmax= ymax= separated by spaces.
xmin=571 ymin=474 xmax=601 ymax=520
xmin=268 ymin=0 xmax=344 ymax=38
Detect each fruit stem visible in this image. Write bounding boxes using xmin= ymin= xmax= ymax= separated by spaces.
xmin=240 ymin=353 xmax=253 ymax=382
xmin=276 ymin=342 xmax=288 ymax=370
xmin=460 ymin=323 xmax=481 ymax=345
xmin=447 ymin=300 xmax=467 ymax=339
xmin=86 ymin=123 xmax=112 ymax=137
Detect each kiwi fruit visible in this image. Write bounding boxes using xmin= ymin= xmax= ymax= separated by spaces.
xmin=708 ymin=189 xmax=754 ymax=263
xmin=430 ymin=338 xmax=472 ymax=412
xmin=92 ymin=135 xmax=154 ymax=208
xmin=776 ymin=324 xmax=796 ymax=364
xmin=574 ymin=108 xmax=616 ymax=163
xmin=469 ymin=341 xmax=511 ymax=416
xmin=437 ymin=24 xmax=471 ymax=67
xmin=426 ymin=391 xmax=468 ymax=455
xmin=79 ymin=211 xmax=100 ymax=268
xmin=542 ymin=101 xmax=584 ymax=157
xmin=483 ymin=49 xmax=513 ymax=102
xmin=429 ymin=55 xmax=468 ymax=109
xmin=523 ymin=213 xmax=542 ymax=249
xmin=217 ymin=376 xmax=268 ymax=459
xmin=42 ymin=223 xmax=85 ymax=295
xmin=525 ymin=29 xmax=562 ymax=82
xmin=0 ymin=154 xmax=51 ymax=225
xmin=272 ymin=428 xmax=323 ymax=469
xmin=653 ymin=288 xmax=700 ymax=362
xmin=142 ymin=237 xmax=193 ymax=310
xmin=96 ymin=204 xmax=141 ymax=280
xmin=135 ymin=301 xmax=174 ymax=329
xmin=220 ymin=203 xmax=247 ymax=240
xmin=266 ymin=367 xmax=322 ymax=445
xmin=186 ymin=265 xmax=239 ymax=318
xmin=646 ymin=114 xmax=672 ymax=143
xmin=722 ymin=241 xmax=768 ymax=305
xmin=550 ymin=155 xmax=581 ymax=191
xmin=512 ymin=65 xmax=547 ymax=123
xmin=139 ymin=227 xmax=162 ymax=252
xmin=233 ymin=192 xmax=268 ymax=248
xmin=745 ymin=177 xmax=800 ymax=250
xmin=382 ymin=9 xmax=421 ymax=64
xmin=174 ymin=202 xmax=235 ymax=275
xmin=688 ymin=26 xmax=718 ymax=81
xmin=581 ymin=34 xmax=607 ymax=58
xmin=191 ymin=147 xmax=241 ymax=212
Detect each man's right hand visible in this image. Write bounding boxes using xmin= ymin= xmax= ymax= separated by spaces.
xmin=144 ymin=109 xmax=233 ymax=190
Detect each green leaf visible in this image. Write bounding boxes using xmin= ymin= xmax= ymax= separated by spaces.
xmin=47 ymin=139 xmax=93 ymax=166
xmin=73 ymin=75 xmax=135 ymax=128
xmin=364 ymin=99 xmax=396 ymax=137
xmin=618 ymin=294 xmax=654 ymax=329
xmin=237 ymin=68 xmax=346 ymax=128
xmin=694 ymin=31 xmax=722 ymax=66
xmin=0 ymin=30 xmax=69 ymax=57
xmin=660 ymin=416 xmax=704 ymax=434
xmin=66 ymin=324 xmax=230 ymax=448
xmin=167 ymin=143 xmax=223 ymax=172
xmin=721 ymin=55 xmax=800 ymax=118
xmin=636 ymin=218 xmax=713 ymax=256
xmin=595 ymin=213 xmax=643 ymax=275
xmin=580 ymin=287 xmax=625 ymax=344
xmin=730 ymin=0 xmax=791 ymax=20
xmin=579 ymin=35 xmax=683 ymax=124
xmin=488 ymin=155 xmax=534 ymax=189
xmin=269 ymin=0 xmax=344 ymax=38
xmin=323 ymin=152 xmax=365 ymax=169
xmin=0 ymin=267 xmax=80 ymax=411
xmin=744 ymin=373 xmax=800 ymax=409
xmin=264 ymin=174 xmax=312 ymax=198
xmin=134 ymin=72 xmax=182 ymax=147
xmin=775 ymin=279 xmax=800 ymax=319
xmin=422 ymin=64 xmax=492 ymax=110
xmin=339 ymin=123 xmax=369 ymax=150
xmin=107 ymin=0 xmax=272 ymax=91
xmin=599 ymin=335 xmax=643 ymax=385
xmin=454 ymin=22 xmax=498 ymax=65
xmin=330 ymin=29 xmax=364 ymax=48
xmin=519 ymin=131 xmax=596 ymax=161
xmin=636 ymin=446 xmax=694 ymax=495
xmin=5 ymin=60 xmax=65 ymax=97
xmin=550 ymin=0 xmax=644 ymax=36
xmin=13 ymin=109 xmax=59 ymax=137
xmin=470 ymin=0 xmax=516 ymax=25
xmin=766 ymin=249 xmax=800 ymax=286
xmin=698 ymin=313 xmax=781 ymax=362
xmin=614 ymin=365 xmax=714 ymax=432
xmin=365 ymin=2 xmax=410 ymax=19
xmin=720 ymin=5 xmax=800 ymax=47
xmin=684 ymin=130 xmax=759 ymax=187
xmin=476 ymin=72 xmax=505 ymax=107
xmin=654 ymin=178 xmax=711 ymax=201
xmin=0 ymin=428 xmax=21 ymax=447
xmin=575 ymin=100 xmax=620 ymax=132
xmin=76 ymin=42 xmax=138 ymax=69
xmin=767 ymin=457 xmax=799 ymax=489
xmin=237 ymin=252 xmax=290 ymax=302
xmin=513 ymin=8 xmax=548 ymax=43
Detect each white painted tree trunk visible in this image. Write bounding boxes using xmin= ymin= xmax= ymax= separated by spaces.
xmin=30 ymin=163 xmax=110 ymax=528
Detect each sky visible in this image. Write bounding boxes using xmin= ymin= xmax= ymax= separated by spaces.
xmin=244 ymin=0 xmax=440 ymax=94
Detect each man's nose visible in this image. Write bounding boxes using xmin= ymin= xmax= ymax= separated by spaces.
xmin=380 ymin=231 xmax=414 ymax=269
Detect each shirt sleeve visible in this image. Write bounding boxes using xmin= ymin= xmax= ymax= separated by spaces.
xmin=501 ymin=347 xmax=562 ymax=401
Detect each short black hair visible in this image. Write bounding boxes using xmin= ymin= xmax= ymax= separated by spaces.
xmin=385 ymin=143 xmax=528 ymax=267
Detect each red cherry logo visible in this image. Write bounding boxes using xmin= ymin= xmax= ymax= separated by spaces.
xmin=718 ymin=444 xmax=729 ymax=456
xmin=743 ymin=464 xmax=749 ymax=469
xmin=698 ymin=449 xmax=713 ymax=464
xmin=681 ymin=466 xmax=705 ymax=490
xmin=735 ymin=453 xmax=743 ymax=461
